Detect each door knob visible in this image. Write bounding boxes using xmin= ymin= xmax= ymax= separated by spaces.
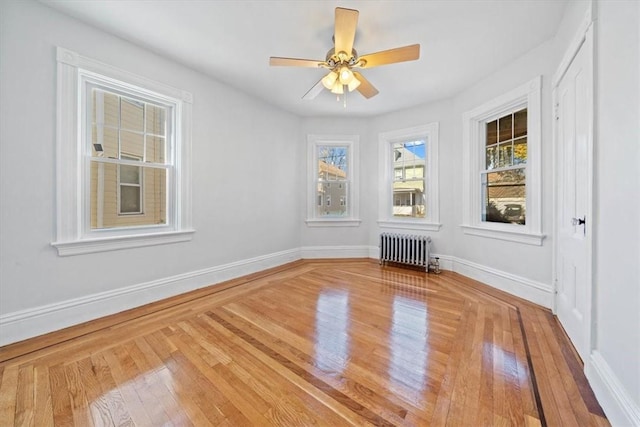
xmin=572 ymin=217 xmax=585 ymax=226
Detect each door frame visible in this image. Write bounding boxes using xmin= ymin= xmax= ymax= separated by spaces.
xmin=551 ymin=4 xmax=595 ymax=362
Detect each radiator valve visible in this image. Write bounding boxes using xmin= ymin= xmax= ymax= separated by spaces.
xmin=428 ymin=257 xmax=441 ymax=274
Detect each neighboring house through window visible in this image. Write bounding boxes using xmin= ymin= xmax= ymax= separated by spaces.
xmin=462 ymin=76 xmax=544 ymax=245
xmin=306 ymin=134 xmax=360 ymax=227
xmin=52 ymin=47 xmax=194 ymax=256
xmin=378 ymin=123 xmax=440 ymax=231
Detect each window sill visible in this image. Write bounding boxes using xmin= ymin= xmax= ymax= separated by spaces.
xmin=51 ymin=229 xmax=195 ymax=256
xmin=461 ymin=225 xmax=545 ymax=246
xmin=305 ymin=219 xmax=362 ymax=227
xmin=378 ymin=220 xmax=442 ymax=232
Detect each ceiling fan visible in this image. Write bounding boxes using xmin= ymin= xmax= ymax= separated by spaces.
xmin=269 ymin=7 xmax=420 ymax=100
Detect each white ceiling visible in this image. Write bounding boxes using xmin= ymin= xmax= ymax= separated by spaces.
xmin=41 ymin=0 xmax=567 ymax=117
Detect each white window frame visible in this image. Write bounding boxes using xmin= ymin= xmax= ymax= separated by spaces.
xmin=52 ymin=47 xmax=194 ymax=256
xmin=306 ymin=134 xmax=360 ymax=227
xmin=378 ymin=123 xmax=440 ymax=231
xmin=461 ymin=76 xmax=544 ymax=245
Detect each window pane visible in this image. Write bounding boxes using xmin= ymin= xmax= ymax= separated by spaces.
xmin=317 ymin=146 xmax=347 ymax=180
xmin=393 ymin=180 xmax=425 ymax=218
xmin=146 ymin=104 xmax=166 ymax=136
xmin=92 ymin=89 xmax=119 ymax=127
xmin=120 ymin=98 xmax=144 ymax=132
xmin=90 ymin=162 xmax=166 ymax=229
xmin=482 ymin=169 xmax=526 ymax=224
xmin=393 ymin=140 xmax=425 ymax=181
xmin=486 ymin=146 xmax=498 ymax=170
xmin=514 ymin=108 xmax=527 ymax=138
xmin=120 ymin=130 xmax=144 ymax=159
xmin=120 ymin=164 xmax=139 ymax=184
xmin=316 ymin=181 xmax=347 ymax=216
xmin=498 ymin=142 xmax=513 ymax=168
xmin=92 ymin=125 xmax=118 ymax=158
xmin=145 ymin=135 xmax=166 ymax=164
xmin=120 ymin=186 xmax=141 ymax=213
xmin=486 ymin=120 xmax=498 ymax=145
xmin=514 ymin=137 xmax=527 ymax=164
xmin=498 ymin=114 xmax=513 ymax=142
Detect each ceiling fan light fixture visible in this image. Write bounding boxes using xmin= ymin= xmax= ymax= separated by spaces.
xmin=331 ymin=82 xmax=344 ymax=94
xmin=338 ymin=65 xmax=354 ymax=85
xmin=347 ymin=76 xmax=361 ymax=92
xmin=321 ymin=71 xmax=338 ymax=89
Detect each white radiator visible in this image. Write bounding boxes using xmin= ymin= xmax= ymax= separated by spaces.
xmin=379 ymin=233 xmax=431 ymax=271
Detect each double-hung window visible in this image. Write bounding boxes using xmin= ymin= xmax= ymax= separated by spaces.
xmin=306 ymin=134 xmax=360 ymax=226
xmin=378 ymin=123 xmax=440 ymax=231
xmin=52 ymin=47 xmax=193 ymax=256
xmin=462 ymin=76 xmax=544 ymax=245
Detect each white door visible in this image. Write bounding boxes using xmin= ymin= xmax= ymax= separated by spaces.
xmin=555 ymin=29 xmax=593 ymax=362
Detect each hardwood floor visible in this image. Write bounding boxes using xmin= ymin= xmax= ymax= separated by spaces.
xmin=0 ymin=260 xmax=609 ymax=426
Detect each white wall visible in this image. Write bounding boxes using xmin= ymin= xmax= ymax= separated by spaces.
xmin=0 ymin=0 xmax=301 ymax=342
xmin=590 ymin=0 xmax=640 ymax=422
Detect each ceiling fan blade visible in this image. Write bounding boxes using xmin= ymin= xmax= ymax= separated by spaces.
xmin=302 ymin=77 xmax=325 ymax=100
xmin=359 ymin=44 xmax=420 ymax=68
xmin=269 ymin=57 xmax=324 ymax=68
xmin=334 ymin=7 xmax=359 ymax=57
xmin=353 ymin=72 xmax=379 ymax=99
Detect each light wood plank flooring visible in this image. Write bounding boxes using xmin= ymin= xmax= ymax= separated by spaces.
xmin=0 ymin=259 xmax=609 ymax=426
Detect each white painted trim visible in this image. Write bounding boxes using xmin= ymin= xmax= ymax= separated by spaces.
xmin=51 ymin=229 xmax=195 ymax=256
xmin=552 ymin=4 xmax=594 ymax=88
xmin=461 ymin=225 xmax=545 ymax=246
xmin=378 ymin=220 xmax=442 ymax=232
xmin=305 ymin=219 xmax=362 ymax=227
xmin=587 ymin=351 xmax=640 ymax=427
xmin=378 ymin=122 xmax=440 ymax=226
xmin=450 ymin=256 xmax=552 ymax=307
xmin=300 ymin=245 xmax=371 ymax=259
xmin=0 ymin=246 xmax=555 ymax=345
xmin=0 ymin=248 xmax=300 ymax=346
xmin=551 ymin=22 xmax=595 ymax=362
xmin=461 ymin=76 xmax=544 ymax=242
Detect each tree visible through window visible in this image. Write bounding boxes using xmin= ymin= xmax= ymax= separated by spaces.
xmin=482 ymin=108 xmax=527 ymax=225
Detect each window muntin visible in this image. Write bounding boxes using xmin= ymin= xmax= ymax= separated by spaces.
xmin=88 ymin=86 xmax=170 ymax=229
xmin=482 ymin=108 xmax=527 ymax=225
xmin=392 ymin=140 xmax=426 ymax=218
xmin=316 ymin=145 xmax=348 ymax=217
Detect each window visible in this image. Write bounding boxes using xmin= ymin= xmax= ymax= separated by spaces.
xmin=52 ymin=47 xmax=194 ymax=256
xmin=306 ymin=135 xmax=360 ymax=227
xmin=462 ymin=76 xmax=543 ymax=245
xmin=392 ymin=139 xmax=426 ymax=218
xmin=378 ymin=123 xmax=440 ymax=231
xmin=482 ymin=109 xmax=527 ymax=225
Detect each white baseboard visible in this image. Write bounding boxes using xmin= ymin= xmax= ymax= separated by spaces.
xmin=450 ymin=256 xmax=553 ymax=308
xmin=587 ymin=351 xmax=640 ymax=426
xmin=301 ymin=245 xmax=371 ymax=259
xmin=0 ymin=245 xmax=553 ymax=346
xmin=0 ymin=248 xmax=301 ymax=347
xmin=369 ymin=246 xmax=550 ymax=307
